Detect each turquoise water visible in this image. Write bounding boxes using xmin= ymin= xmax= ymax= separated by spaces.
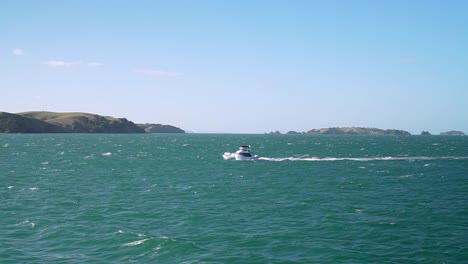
xmin=1 ymin=134 xmax=467 ymax=263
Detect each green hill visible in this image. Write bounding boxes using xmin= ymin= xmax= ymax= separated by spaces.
xmin=138 ymin=123 xmax=185 ymax=133
xmin=1 ymin=111 xmax=190 ymax=134
xmin=306 ymin=127 xmax=411 ymax=135
xmin=18 ymin=111 xmax=145 ymax=133
xmin=0 ymin=111 xmax=145 ymax=133
xmin=0 ymin=112 xmax=65 ymax=133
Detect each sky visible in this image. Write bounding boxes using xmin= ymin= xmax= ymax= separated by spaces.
xmin=1 ymin=0 xmax=467 ymax=134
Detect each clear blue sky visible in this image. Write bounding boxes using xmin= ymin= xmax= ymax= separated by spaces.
xmin=1 ymin=0 xmax=467 ymax=134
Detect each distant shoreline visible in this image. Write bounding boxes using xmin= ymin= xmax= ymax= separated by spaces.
xmin=267 ymin=127 xmax=465 ymax=136
xmin=1 ymin=111 xmax=465 ymax=136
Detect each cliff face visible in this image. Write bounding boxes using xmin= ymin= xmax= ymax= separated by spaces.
xmin=306 ymin=127 xmax=411 ymax=135
xmin=0 ymin=111 xmax=146 ymax=133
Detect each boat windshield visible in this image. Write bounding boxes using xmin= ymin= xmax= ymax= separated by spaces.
xmin=239 ymin=152 xmax=252 ymax=157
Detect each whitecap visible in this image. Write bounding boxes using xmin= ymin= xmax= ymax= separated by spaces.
xmin=399 ymin=174 xmax=412 ymax=178
xmin=41 ymin=161 xmax=49 ymax=165
xmin=124 ymin=238 xmax=149 ymax=247
xmin=159 ymin=236 xmax=176 ymax=242
xmin=102 ymin=152 xmax=112 ymax=156
xmin=30 ymin=187 xmax=38 ymax=191
xmin=17 ymin=220 xmax=35 ymax=228
xmin=3 ymin=143 xmax=9 ymax=148
xmin=8 ymin=186 xmax=14 ymax=190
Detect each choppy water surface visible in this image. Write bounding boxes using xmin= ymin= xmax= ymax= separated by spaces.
xmin=1 ymin=134 xmax=467 ymax=263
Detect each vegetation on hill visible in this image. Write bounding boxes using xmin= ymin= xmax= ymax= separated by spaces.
xmin=0 ymin=112 xmax=65 ymax=133
xmin=306 ymin=127 xmax=411 ymax=135
xmin=0 ymin=111 xmax=189 ymax=134
xmin=17 ymin=111 xmax=146 ymax=133
xmin=0 ymin=111 xmax=146 ymax=133
xmin=138 ymin=123 xmax=185 ymax=133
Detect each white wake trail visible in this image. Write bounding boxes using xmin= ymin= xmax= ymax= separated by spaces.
xmin=257 ymin=156 xmax=468 ymax=162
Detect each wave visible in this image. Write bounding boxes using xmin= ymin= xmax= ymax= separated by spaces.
xmin=257 ymin=156 xmax=468 ymax=162
xmin=124 ymin=238 xmax=149 ymax=247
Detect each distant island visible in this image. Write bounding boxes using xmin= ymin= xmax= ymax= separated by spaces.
xmin=306 ymin=127 xmax=411 ymax=135
xmin=0 ymin=111 xmax=185 ymax=134
xmin=269 ymin=127 xmax=411 ymax=135
xmin=440 ymin=130 xmax=465 ymax=136
xmin=268 ymin=127 xmax=467 ymax=136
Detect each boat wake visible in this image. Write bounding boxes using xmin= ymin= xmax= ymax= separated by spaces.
xmin=257 ymin=156 xmax=468 ymax=162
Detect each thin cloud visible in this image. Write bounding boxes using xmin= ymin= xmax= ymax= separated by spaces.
xmin=44 ymin=60 xmax=83 ymax=68
xmin=44 ymin=60 xmax=102 ymax=68
xmin=88 ymin=61 xmax=103 ymax=67
xmin=12 ymin=49 xmax=25 ymax=55
xmin=134 ymin=68 xmax=183 ymax=77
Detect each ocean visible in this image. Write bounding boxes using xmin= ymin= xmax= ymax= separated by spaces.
xmin=1 ymin=134 xmax=467 ymax=263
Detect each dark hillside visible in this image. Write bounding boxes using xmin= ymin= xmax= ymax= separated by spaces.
xmin=0 ymin=112 xmax=65 ymax=133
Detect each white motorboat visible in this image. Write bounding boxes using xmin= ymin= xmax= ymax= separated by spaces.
xmin=223 ymin=145 xmax=258 ymax=160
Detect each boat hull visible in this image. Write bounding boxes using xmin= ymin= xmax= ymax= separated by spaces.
xmin=223 ymin=152 xmax=258 ymax=161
